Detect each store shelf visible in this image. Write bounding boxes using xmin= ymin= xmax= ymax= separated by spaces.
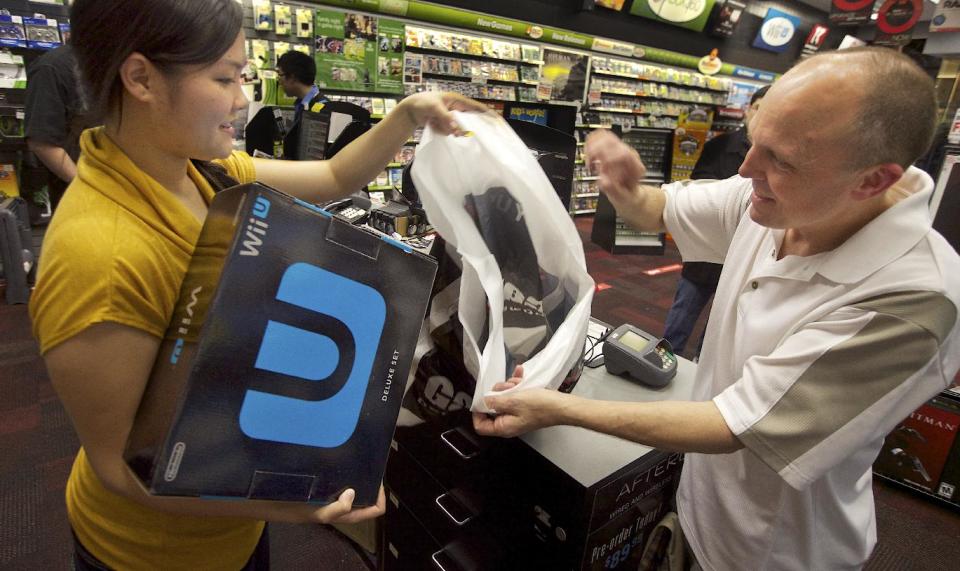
xmin=590 ymin=69 xmax=730 ymax=93
xmin=595 ymin=91 xmax=723 ymax=106
xmin=572 ymin=208 xmax=596 ymax=215
xmin=614 ymin=234 xmax=663 ymax=247
xmin=575 ymin=176 xmax=599 ymax=181
xmin=591 ymin=107 xmax=681 ymax=117
xmin=405 ymin=44 xmax=523 ymax=64
xmin=574 ymin=192 xmax=600 ymax=198
xmin=575 ymin=124 xmax=613 ymax=129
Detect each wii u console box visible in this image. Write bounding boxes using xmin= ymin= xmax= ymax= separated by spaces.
xmin=124 ymin=182 xmax=437 ymax=507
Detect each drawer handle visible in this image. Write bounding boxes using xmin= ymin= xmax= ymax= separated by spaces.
xmin=440 ymin=428 xmax=479 ymax=460
xmin=431 ymin=549 xmax=451 ymax=571
xmin=435 ymin=492 xmax=474 ymax=526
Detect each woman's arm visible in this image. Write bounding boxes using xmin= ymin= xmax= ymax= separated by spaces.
xmin=44 ymin=322 xmax=383 ymax=523
xmin=253 ymin=92 xmax=488 ymax=203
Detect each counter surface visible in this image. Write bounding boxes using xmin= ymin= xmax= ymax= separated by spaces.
xmin=519 ymin=351 xmax=698 ymax=486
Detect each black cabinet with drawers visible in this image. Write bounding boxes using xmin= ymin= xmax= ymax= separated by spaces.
xmin=380 ymin=360 xmax=697 ymax=571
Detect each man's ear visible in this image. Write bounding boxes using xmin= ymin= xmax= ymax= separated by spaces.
xmin=852 ymin=163 xmax=905 ymax=201
xmin=117 ymin=52 xmax=159 ymax=104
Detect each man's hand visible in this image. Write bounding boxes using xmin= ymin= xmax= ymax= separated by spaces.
xmin=397 ymin=92 xmax=492 ymax=136
xmin=583 ymin=130 xmax=666 ymax=233
xmin=472 ymin=366 xmax=574 ymax=438
xmin=312 ymin=486 xmax=386 ymax=525
xmin=584 ymin=130 xmax=647 ymax=200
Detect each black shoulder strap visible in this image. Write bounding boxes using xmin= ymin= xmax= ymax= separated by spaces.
xmin=191 ymin=159 xmax=240 ymax=193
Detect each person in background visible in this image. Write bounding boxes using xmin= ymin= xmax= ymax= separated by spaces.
xmin=29 ymin=1 xmax=487 ymax=569
xmin=474 ymin=47 xmax=960 ymax=570
xmin=276 ymin=50 xmax=328 ymax=125
xmin=24 ymin=43 xmax=90 ymax=209
xmin=662 ymin=85 xmax=768 ymax=357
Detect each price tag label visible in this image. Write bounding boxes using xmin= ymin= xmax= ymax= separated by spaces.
xmin=588 ymin=88 xmax=602 ymax=106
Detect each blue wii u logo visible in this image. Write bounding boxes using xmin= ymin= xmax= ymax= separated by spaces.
xmin=239 ymin=262 xmax=386 ymax=448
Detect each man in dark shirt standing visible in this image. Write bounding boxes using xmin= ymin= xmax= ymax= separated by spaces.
xmin=24 ymin=44 xmax=88 ymax=209
xmin=276 ymin=50 xmax=328 ymax=125
xmin=662 ymin=86 xmax=768 ymax=357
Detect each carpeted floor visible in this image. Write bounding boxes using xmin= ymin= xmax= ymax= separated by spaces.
xmin=1 ymin=215 xmax=958 ymax=569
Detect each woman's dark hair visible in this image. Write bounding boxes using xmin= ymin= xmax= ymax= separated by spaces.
xmin=70 ymin=0 xmax=243 ymax=121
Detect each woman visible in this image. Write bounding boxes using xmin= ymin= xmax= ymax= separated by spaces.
xmin=29 ymin=1 xmax=485 ymax=569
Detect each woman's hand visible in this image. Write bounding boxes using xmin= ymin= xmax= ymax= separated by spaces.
xmin=310 ymin=486 xmax=386 ymax=525
xmin=397 ymin=92 xmax=492 ymax=136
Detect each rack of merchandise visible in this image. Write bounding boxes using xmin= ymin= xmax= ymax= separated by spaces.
xmin=0 ymin=5 xmax=71 ymax=225
xmin=579 ymin=124 xmax=673 ymax=252
xmin=403 ymin=25 xmax=542 ymax=104
xmin=586 ymin=55 xmax=731 ymax=132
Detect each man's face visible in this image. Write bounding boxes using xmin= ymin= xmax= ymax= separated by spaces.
xmin=276 ymin=69 xmax=297 ymax=97
xmin=738 ymin=66 xmax=865 ymax=233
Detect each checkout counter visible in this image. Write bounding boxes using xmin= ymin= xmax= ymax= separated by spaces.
xmin=380 ymin=339 xmax=698 ymax=571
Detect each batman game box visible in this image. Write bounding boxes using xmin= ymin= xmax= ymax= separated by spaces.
xmin=124 ymin=183 xmax=437 ymax=507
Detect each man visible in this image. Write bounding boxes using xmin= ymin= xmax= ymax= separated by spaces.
xmin=663 ymin=85 xmax=768 ymax=356
xmin=474 ymin=47 xmax=960 ymax=570
xmin=24 ymin=44 xmax=88 ymax=209
xmin=276 ymin=50 xmax=328 ymax=125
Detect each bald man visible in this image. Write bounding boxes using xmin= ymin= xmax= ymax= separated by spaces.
xmin=473 ymin=48 xmax=960 ymax=570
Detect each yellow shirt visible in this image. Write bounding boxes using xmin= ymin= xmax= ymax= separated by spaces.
xmin=30 ymin=127 xmax=263 ymax=570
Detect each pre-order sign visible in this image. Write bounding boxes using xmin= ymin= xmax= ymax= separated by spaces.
xmin=630 ymin=0 xmax=717 ymax=33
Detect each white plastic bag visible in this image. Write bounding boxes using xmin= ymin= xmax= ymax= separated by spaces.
xmin=411 ymin=111 xmax=595 ymax=413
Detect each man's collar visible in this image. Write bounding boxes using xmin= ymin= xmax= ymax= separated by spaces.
xmin=299 ymin=85 xmax=320 ymax=109
xmin=815 ymin=166 xmax=935 ymax=284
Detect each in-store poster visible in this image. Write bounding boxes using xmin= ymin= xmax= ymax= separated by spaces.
xmin=873 ymin=0 xmax=923 ymax=47
xmin=710 ymin=0 xmax=747 ymax=38
xmin=751 ymin=8 xmax=801 ymax=53
xmin=630 ymin=0 xmax=717 ymax=33
xmin=376 ymin=19 xmax=405 ymax=93
xmin=403 ymin=52 xmax=423 ymax=84
xmin=313 ymin=10 xmax=403 ymax=94
xmin=828 ymin=0 xmax=874 ymax=26
xmin=539 ymin=48 xmax=589 ymax=103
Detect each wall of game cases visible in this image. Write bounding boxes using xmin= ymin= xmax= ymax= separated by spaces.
xmin=239 ymin=0 xmax=768 ymax=212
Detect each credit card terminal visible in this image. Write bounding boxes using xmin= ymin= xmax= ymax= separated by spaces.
xmin=602 ymin=323 xmax=677 ymax=387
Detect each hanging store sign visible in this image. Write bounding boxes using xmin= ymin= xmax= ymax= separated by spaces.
xmin=873 ymin=0 xmax=923 ymax=47
xmin=931 ymin=0 xmax=960 ymax=33
xmin=800 ymin=24 xmax=830 ymax=59
xmin=710 ymin=0 xmax=747 ymax=38
xmin=630 ymin=0 xmax=718 ymax=33
xmin=752 ymin=8 xmax=801 ymax=53
xmin=829 ymin=0 xmax=874 ymax=26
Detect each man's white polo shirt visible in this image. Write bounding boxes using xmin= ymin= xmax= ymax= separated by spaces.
xmin=661 ymin=167 xmax=960 ymax=570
